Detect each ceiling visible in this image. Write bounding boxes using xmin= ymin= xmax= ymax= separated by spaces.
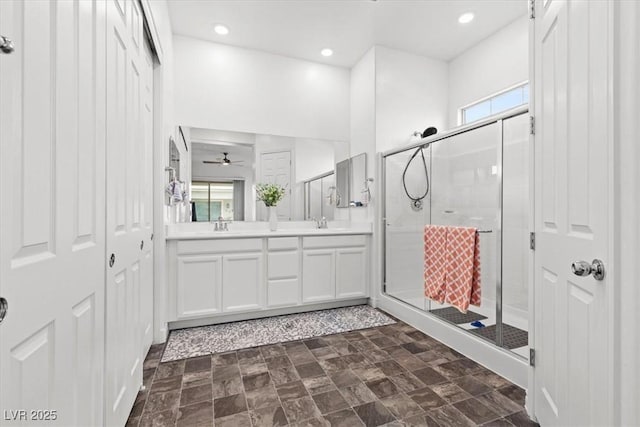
xmin=168 ymin=0 xmax=527 ymax=68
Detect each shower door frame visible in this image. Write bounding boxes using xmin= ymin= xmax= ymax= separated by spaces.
xmin=380 ymin=105 xmax=530 ymax=357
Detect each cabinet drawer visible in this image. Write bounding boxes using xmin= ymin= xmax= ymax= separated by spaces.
xmin=268 ymin=279 xmax=299 ymax=307
xmin=177 ymin=238 xmax=262 ymax=255
xmin=268 ymin=237 xmax=299 ymax=251
xmin=268 ymin=251 xmax=299 ymax=279
xmin=303 ymin=235 xmax=367 ymax=249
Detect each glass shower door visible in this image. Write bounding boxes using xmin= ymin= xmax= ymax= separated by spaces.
xmin=383 ymin=110 xmax=530 ymax=357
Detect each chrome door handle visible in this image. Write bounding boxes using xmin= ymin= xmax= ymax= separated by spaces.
xmin=0 ymin=35 xmax=14 ymax=54
xmin=571 ymin=259 xmax=605 ymax=281
xmin=0 ymin=297 xmax=7 ymax=324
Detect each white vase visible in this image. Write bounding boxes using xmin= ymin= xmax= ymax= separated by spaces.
xmin=268 ymin=206 xmax=278 ymax=231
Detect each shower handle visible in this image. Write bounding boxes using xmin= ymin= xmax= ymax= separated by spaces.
xmin=571 ymin=259 xmax=605 ymax=281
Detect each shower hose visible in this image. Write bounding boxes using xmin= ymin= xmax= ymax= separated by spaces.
xmin=402 ymin=145 xmax=430 ymax=209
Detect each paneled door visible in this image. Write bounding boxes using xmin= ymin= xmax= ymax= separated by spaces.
xmin=104 ymin=0 xmax=155 ymax=425
xmin=0 ymin=1 xmax=106 ymax=425
xmin=260 ymin=151 xmax=292 ymax=220
xmin=533 ymin=0 xmax=613 ymax=425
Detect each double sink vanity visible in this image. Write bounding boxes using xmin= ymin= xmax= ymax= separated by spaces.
xmin=166 ymin=221 xmax=372 ymax=328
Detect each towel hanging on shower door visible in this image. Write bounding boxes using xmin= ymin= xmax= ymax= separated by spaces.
xmin=424 ymin=225 xmax=481 ymax=313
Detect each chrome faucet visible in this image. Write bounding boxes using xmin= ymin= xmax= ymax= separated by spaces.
xmin=214 ymin=217 xmax=229 ymax=232
xmin=311 ymin=217 xmax=328 ymax=229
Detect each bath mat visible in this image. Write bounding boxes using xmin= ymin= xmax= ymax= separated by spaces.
xmin=430 ymin=306 xmax=488 ymax=325
xmin=469 ymin=324 xmax=529 ymax=349
xmin=161 ymin=305 xmax=396 ymax=362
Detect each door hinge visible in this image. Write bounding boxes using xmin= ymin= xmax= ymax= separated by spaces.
xmin=530 ymin=232 xmax=535 ymax=250
xmin=529 ymin=0 xmax=535 ymax=19
xmin=530 ymin=348 xmax=536 ymax=366
xmin=529 ymin=116 xmax=535 ymax=135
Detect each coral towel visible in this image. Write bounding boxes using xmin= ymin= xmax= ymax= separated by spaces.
xmin=424 ymin=225 xmax=481 ymax=313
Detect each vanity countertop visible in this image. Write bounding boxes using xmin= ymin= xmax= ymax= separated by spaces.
xmin=165 ymin=222 xmax=372 ymax=240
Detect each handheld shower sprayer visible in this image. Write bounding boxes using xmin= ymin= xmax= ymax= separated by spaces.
xmin=403 ymin=127 xmax=437 ymax=211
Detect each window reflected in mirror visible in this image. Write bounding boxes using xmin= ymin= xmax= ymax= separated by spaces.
xmin=191 ymin=181 xmax=241 ymax=221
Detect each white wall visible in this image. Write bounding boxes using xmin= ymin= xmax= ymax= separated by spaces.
xmin=448 ymin=15 xmax=529 ymax=127
xmin=148 ymin=0 xmax=175 ymax=343
xmin=349 ymin=48 xmax=376 ymax=223
xmin=173 ymin=35 xmax=351 ymax=142
xmin=375 ymin=46 xmax=449 ymax=154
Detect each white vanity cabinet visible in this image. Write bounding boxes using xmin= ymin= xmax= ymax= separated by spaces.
xmin=267 ymin=237 xmax=300 ymax=307
xmin=166 ymin=230 xmax=370 ymax=326
xmin=171 ymin=239 xmax=264 ymax=320
xmin=302 ymin=235 xmax=368 ymax=303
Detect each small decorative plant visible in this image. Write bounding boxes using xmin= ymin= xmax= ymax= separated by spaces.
xmin=256 ymin=183 xmax=286 ymax=207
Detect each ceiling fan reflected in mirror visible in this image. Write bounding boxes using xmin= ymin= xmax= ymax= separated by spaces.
xmin=203 ymin=152 xmax=244 ymax=166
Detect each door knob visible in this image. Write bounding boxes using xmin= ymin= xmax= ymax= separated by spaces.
xmin=0 ymin=35 xmax=15 ymax=54
xmin=571 ymin=259 xmax=605 ymax=281
xmin=0 ymin=297 xmax=7 ymax=324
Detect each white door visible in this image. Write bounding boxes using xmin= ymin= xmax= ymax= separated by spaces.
xmin=140 ymin=35 xmax=155 ymax=357
xmin=104 ymin=0 xmax=154 ymax=425
xmin=0 ymin=1 xmax=106 ymax=425
xmin=260 ymin=151 xmax=292 ymax=220
xmin=533 ymin=0 xmax=612 ymax=425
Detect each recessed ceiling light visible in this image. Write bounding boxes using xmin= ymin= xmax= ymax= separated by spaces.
xmin=458 ymin=12 xmax=474 ymax=24
xmin=214 ymin=24 xmax=229 ymax=35
xmin=321 ymin=48 xmax=333 ymax=57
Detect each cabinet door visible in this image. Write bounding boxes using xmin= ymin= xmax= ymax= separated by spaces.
xmin=336 ymin=247 xmax=368 ymax=298
xmin=223 ymin=252 xmax=264 ymax=312
xmin=176 ymin=254 xmax=222 ymax=318
xmin=302 ymin=249 xmax=335 ymax=302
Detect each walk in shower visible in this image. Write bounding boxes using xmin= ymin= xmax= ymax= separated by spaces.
xmin=382 ymin=107 xmax=530 ymax=359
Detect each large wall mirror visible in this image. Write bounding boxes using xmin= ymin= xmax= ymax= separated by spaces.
xmin=334 ymin=152 xmax=368 ymax=208
xmin=184 ymin=126 xmax=349 ymax=222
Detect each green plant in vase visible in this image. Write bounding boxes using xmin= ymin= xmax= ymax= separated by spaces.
xmin=256 ymin=183 xmax=286 ymax=230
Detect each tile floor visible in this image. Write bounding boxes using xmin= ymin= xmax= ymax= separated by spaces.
xmin=127 ymin=314 xmax=538 ymax=427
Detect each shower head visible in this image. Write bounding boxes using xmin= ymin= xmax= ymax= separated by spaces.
xmin=412 ymin=127 xmax=438 ymax=139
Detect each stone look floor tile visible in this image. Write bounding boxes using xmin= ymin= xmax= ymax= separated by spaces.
xmin=215 ymin=412 xmax=253 ymax=427
xmin=281 ymin=396 xmax=322 ymax=424
xmin=323 ymin=408 xmax=365 ymax=426
xmin=246 ymin=384 xmax=280 ymax=410
xmin=311 ymin=389 xmax=350 ymax=414
xmin=127 ymin=310 xmax=533 ymax=427
xmin=453 ymin=397 xmax=501 ymax=425
xmin=250 ymin=404 xmax=289 ymax=427
xmin=429 ymin=404 xmax=476 ymax=427
xmin=179 ymin=383 xmax=212 ymax=407
xmin=352 ymin=400 xmax=396 ymax=426
xmin=214 ymin=393 xmax=247 ymax=419
xmin=380 ymin=393 xmax=425 ymax=420
xmin=277 ymin=380 xmax=309 ymax=401
xmin=176 ymin=400 xmax=213 ymax=427
xmin=243 ymin=371 xmax=272 ymax=391
xmin=302 ymin=376 xmax=336 ymax=395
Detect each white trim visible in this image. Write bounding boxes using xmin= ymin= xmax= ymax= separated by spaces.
xmin=614 ymin=1 xmax=640 ymax=425
xmin=139 ymin=0 xmax=164 ymax=63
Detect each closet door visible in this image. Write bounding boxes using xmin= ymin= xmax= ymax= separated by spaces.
xmin=104 ymin=0 xmax=154 ymax=425
xmin=0 ymin=1 xmax=106 ymax=425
